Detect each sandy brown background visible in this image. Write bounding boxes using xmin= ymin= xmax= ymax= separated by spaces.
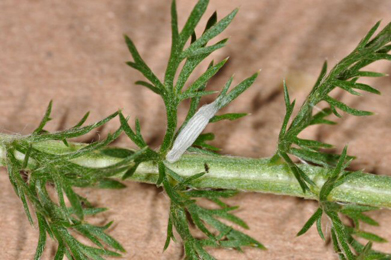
xmin=1 ymin=0 xmax=391 ymax=259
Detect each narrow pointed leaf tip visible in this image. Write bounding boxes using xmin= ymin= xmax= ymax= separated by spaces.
xmin=33 ymin=100 xmax=53 ymax=135
xmin=216 ymin=70 xmax=260 ymax=109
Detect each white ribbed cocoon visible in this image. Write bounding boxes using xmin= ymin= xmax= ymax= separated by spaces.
xmin=166 ymin=100 xmax=219 ymax=163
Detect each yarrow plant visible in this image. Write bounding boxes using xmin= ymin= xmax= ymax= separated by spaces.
xmin=1 ymin=0 xmax=391 ymax=259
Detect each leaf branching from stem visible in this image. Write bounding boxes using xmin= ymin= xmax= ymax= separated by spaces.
xmin=297 ymin=147 xmax=390 ymax=259
xmin=123 ymin=0 xmax=263 ymax=258
xmin=274 ymin=21 xmax=391 ymax=192
xmin=5 ymin=106 xmax=138 ymax=259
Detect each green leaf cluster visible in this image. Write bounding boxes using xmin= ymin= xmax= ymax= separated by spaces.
xmin=122 ymin=0 xmax=263 ymax=258
xmin=274 ymin=22 xmax=391 ymax=258
xmin=4 ymin=105 xmax=133 ymax=259
xmin=273 ymin=21 xmax=391 ymax=192
xmin=297 ymin=147 xmax=390 ymax=259
xmin=161 ymin=165 xmax=265 ymax=260
xmin=123 ymin=0 xmax=256 ymax=155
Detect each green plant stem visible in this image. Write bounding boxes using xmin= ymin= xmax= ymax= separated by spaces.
xmin=2 ymin=137 xmax=391 ymax=209
xmin=160 ymin=96 xmax=178 ymax=154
